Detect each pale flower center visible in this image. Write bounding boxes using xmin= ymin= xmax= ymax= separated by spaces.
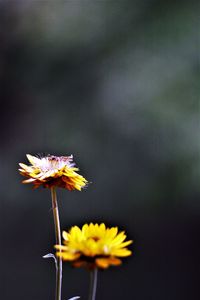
xmin=36 ymin=155 xmax=74 ymax=172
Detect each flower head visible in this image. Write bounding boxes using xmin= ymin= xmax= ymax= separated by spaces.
xmin=55 ymin=223 xmax=133 ymax=269
xmin=19 ymin=154 xmax=88 ymax=191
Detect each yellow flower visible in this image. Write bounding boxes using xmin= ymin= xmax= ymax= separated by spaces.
xmin=55 ymin=223 xmax=133 ymax=269
xmin=19 ymin=154 xmax=88 ymax=191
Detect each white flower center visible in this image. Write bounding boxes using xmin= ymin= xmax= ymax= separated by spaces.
xmin=37 ymin=155 xmax=74 ymax=172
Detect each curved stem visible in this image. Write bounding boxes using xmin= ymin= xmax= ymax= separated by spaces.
xmin=88 ymin=268 xmax=98 ymax=300
xmin=51 ymin=187 xmax=62 ymax=300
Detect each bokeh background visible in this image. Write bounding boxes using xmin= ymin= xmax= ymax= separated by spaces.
xmin=1 ymin=1 xmax=200 ymax=299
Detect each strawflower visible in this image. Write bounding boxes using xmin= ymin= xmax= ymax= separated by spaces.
xmin=55 ymin=223 xmax=133 ymax=269
xmin=19 ymin=154 xmax=88 ymax=190
xmin=19 ymin=153 xmax=88 ymax=300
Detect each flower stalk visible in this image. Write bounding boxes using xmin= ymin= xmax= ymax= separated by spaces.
xmin=88 ymin=268 xmax=98 ymax=300
xmin=51 ymin=187 xmax=62 ymax=300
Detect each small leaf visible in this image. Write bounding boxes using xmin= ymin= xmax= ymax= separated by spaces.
xmin=43 ymin=253 xmax=56 ymax=259
xmin=43 ymin=253 xmax=57 ymax=270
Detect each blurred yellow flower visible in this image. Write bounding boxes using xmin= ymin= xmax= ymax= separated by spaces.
xmin=19 ymin=154 xmax=88 ymax=191
xmin=55 ymin=223 xmax=133 ymax=269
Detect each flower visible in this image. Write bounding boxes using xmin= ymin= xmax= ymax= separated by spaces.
xmin=19 ymin=154 xmax=88 ymax=190
xmin=55 ymin=223 xmax=133 ymax=269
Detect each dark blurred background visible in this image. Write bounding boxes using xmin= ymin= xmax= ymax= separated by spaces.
xmin=1 ymin=0 xmax=200 ymax=299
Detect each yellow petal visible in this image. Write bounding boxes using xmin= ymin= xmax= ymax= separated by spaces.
xmin=22 ymin=178 xmax=36 ymax=183
xmin=115 ymin=240 xmax=133 ymax=248
xmin=63 ymin=231 xmax=69 ymax=241
xmin=26 ymin=154 xmax=41 ymax=166
xmin=111 ymin=248 xmax=132 ymax=257
xmin=56 ymin=251 xmax=80 ymax=261
xmin=95 ymin=257 xmax=122 ymax=268
xmin=54 ymin=245 xmax=68 ymax=251
xmin=111 ymin=232 xmax=126 ymax=245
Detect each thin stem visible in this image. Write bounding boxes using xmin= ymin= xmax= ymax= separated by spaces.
xmin=88 ymin=268 xmax=98 ymax=300
xmin=51 ymin=187 xmax=62 ymax=300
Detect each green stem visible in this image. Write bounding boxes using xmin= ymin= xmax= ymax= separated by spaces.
xmin=51 ymin=187 xmax=62 ymax=300
xmin=88 ymin=268 xmax=98 ymax=300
